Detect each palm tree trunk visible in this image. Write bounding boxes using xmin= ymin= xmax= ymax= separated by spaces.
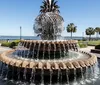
xmin=71 ymin=32 xmax=72 ymax=39
xmin=96 ymin=32 xmax=98 ymax=40
xmin=89 ymin=35 xmax=91 ymax=41
xmin=97 ymin=32 xmax=99 ymax=40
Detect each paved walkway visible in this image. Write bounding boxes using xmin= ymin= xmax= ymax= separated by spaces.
xmin=0 ymin=46 xmax=12 ymax=54
xmin=79 ymin=46 xmax=95 ymax=52
xmin=79 ymin=46 xmax=100 ymax=58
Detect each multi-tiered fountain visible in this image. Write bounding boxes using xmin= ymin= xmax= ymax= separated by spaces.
xmin=0 ymin=0 xmax=97 ymax=84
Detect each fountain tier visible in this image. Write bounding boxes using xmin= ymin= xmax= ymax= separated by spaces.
xmin=0 ymin=50 xmax=97 ymax=69
xmin=0 ymin=40 xmax=97 ymax=84
xmin=0 ymin=46 xmax=97 ymax=83
xmin=14 ymin=40 xmax=78 ymax=59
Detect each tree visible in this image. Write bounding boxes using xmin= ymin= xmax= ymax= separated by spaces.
xmin=95 ymin=27 xmax=100 ymax=39
xmin=85 ymin=27 xmax=95 ymax=41
xmin=66 ymin=23 xmax=77 ymax=39
xmin=40 ymin=0 xmax=60 ymax=14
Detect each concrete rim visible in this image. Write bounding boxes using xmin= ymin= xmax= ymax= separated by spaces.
xmin=0 ymin=50 xmax=97 ymax=70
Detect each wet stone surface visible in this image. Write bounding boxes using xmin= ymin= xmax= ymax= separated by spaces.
xmin=0 ymin=47 xmax=100 ymax=85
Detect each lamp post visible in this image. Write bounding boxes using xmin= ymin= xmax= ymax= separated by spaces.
xmin=82 ymin=32 xmax=84 ymax=40
xmin=20 ymin=26 xmax=22 ymax=41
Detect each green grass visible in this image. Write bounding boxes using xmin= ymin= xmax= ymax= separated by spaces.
xmin=78 ymin=42 xmax=87 ymax=48
xmin=0 ymin=40 xmax=8 ymax=43
xmin=78 ymin=40 xmax=100 ymax=46
xmin=87 ymin=40 xmax=100 ymax=46
xmin=1 ymin=42 xmax=11 ymax=47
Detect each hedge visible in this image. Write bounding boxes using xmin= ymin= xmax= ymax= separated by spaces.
xmin=95 ymin=45 xmax=100 ymax=49
xmin=1 ymin=40 xmax=20 ymax=48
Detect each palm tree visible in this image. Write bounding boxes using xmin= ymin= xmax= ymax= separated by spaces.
xmin=85 ymin=27 xmax=95 ymax=41
xmin=95 ymin=27 xmax=100 ymax=40
xmin=66 ymin=23 xmax=77 ymax=39
xmin=40 ymin=0 xmax=60 ymax=13
xmin=99 ymin=32 xmax=100 ymax=39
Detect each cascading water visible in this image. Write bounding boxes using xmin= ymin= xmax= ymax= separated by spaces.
xmin=0 ymin=45 xmax=98 ymax=85
xmin=57 ymin=69 xmax=60 ymax=84
xmin=41 ymin=69 xmax=44 ymax=84
xmin=50 ymin=69 xmax=52 ymax=85
xmin=32 ymin=42 xmax=36 ymax=60
xmin=37 ymin=43 xmax=40 ymax=60
xmin=0 ymin=0 xmax=98 ymax=85
xmin=66 ymin=69 xmax=69 ymax=84
xmin=48 ymin=43 xmax=51 ymax=61
xmin=26 ymin=42 xmax=31 ymax=59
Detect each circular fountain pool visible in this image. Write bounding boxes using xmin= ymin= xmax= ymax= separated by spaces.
xmin=0 ymin=40 xmax=97 ymax=85
xmin=0 ymin=0 xmax=98 ymax=84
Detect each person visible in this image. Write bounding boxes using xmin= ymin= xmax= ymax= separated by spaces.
xmin=7 ymin=39 xmax=9 ymax=42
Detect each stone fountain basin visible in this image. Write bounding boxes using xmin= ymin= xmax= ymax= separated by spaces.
xmin=0 ymin=50 xmax=97 ymax=70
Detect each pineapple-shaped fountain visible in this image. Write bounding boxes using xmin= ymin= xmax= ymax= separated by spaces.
xmin=0 ymin=0 xmax=97 ymax=84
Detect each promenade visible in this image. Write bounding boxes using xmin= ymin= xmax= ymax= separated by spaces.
xmin=0 ymin=46 xmax=11 ymax=53
xmin=79 ymin=46 xmax=100 ymax=58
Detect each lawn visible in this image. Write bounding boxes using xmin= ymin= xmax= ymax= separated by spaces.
xmin=78 ymin=40 xmax=100 ymax=47
xmin=87 ymin=40 xmax=100 ymax=46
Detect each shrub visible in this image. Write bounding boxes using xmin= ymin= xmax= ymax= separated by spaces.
xmin=1 ymin=40 xmax=20 ymax=48
xmin=95 ymin=45 xmax=100 ymax=49
xmin=1 ymin=42 xmax=11 ymax=47
xmin=78 ymin=42 xmax=87 ymax=48
xmin=9 ymin=42 xmax=16 ymax=48
xmin=82 ymin=38 xmax=87 ymax=41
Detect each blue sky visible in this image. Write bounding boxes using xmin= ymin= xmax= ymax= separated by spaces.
xmin=0 ymin=0 xmax=100 ymax=37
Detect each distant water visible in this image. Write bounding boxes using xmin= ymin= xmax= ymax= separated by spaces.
xmin=0 ymin=36 xmax=83 ymax=40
